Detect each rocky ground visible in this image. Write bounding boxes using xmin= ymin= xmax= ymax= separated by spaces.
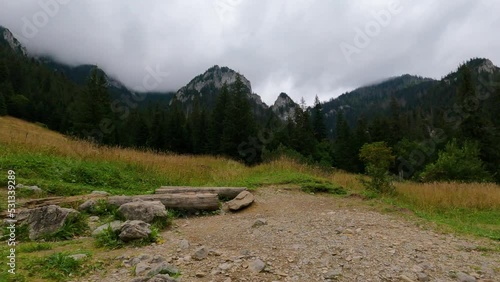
xmin=81 ymin=188 xmax=499 ymax=282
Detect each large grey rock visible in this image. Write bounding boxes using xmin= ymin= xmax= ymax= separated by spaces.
xmin=23 ymin=205 xmax=80 ymax=240
xmin=119 ymin=220 xmax=151 ymax=242
xmin=92 ymin=220 xmax=123 ymax=236
xmin=118 ymin=200 xmax=167 ymax=223
xmin=225 ymin=191 xmax=255 ymax=211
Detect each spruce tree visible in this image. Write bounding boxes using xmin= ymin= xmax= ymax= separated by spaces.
xmin=210 ymin=83 xmax=230 ymax=154
xmin=0 ymin=92 xmax=7 ymax=116
xmin=312 ymin=95 xmax=327 ymax=141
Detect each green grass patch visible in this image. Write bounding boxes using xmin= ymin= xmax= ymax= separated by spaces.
xmin=0 ymin=151 xmax=163 ymax=196
xmin=300 ymin=182 xmax=346 ymax=195
xmin=18 ymin=242 xmax=53 ymax=253
xmin=383 ymin=197 xmax=500 ymax=241
xmin=26 ymin=252 xmax=95 ymax=281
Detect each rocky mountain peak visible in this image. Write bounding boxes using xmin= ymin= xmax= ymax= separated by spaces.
xmin=476 ymin=59 xmax=497 ymax=74
xmin=271 ymin=92 xmax=297 ymax=121
xmin=0 ymin=26 xmax=27 ymax=56
xmin=175 ymin=65 xmax=252 ymax=103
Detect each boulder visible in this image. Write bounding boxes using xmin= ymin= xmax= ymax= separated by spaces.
xmin=118 ymin=200 xmax=167 ymax=223
xmin=225 ymin=191 xmax=255 ymax=211
xmin=119 ymin=220 xmax=151 ymax=242
xmin=78 ymin=199 xmax=97 ymax=212
xmin=22 ymin=205 xmax=80 ymax=240
xmin=92 ymin=220 xmax=123 ymax=236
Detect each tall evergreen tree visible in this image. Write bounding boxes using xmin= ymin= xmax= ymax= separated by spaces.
xmin=221 ymin=74 xmax=256 ymax=161
xmin=312 ymin=95 xmax=327 ymax=141
xmin=0 ymin=92 xmax=6 ymax=116
xmin=209 ymin=83 xmax=230 ymax=154
xmin=74 ymin=67 xmax=111 ymax=142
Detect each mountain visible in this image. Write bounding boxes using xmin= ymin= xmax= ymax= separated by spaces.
xmin=321 ymin=58 xmax=500 ymax=137
xmin=173 ymin=65 xmax=272 ymax=118
xmin=0 ymin=26 xmax=27 ymax=56
xmin=271 ymin=92 xmax=297 ymax=121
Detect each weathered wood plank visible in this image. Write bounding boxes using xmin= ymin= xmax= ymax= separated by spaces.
xmin=155 ymin=186 xmax=247 ymax=199
xmin=108 ymin=193 xmax=219 ymax=211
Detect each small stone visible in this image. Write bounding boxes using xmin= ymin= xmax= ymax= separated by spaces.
xmin=324 ymin=268 xmax=342 ymax=279
xmin=252 ymin=218 xmax=268 ymax=228
xmin=417 ymin=272 xmax=430 ymax=282
xmin=249 ymin=259 xmax=265 ymax=273
xmin=344 ymin=228 xmax=354 ymax=234
xmin=193 ymin=246 xmax=208 ymax=260
xmin=91 ymin=190 xmax=110 ymax=196
xmin=148 ymin=262 xmax=179 ymax=277
xmin=219 ymin=262 xmax=233 ymax=271
xmin=150 ymin=255 xmax=165 ymax=264
xmin=135 ymin=262 xmax=151 ymax=276
xmin=195 ymin=272 xmax=206 ymax=278
xmin=457 ymin=272 xmax=476 ymax=282
xmin=68 ymin=254 xmax=87 ymax=261
xmin=179 ymin=239 xmax=190 ymax=249
xmin=88 ymin=216 xmax=100 ymax=222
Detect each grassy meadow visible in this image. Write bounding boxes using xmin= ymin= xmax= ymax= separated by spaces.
xmin=1 ymin=116 xmax=499 ymax=242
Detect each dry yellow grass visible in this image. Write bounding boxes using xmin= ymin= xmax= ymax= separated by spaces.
xmin=0 ymin=116 xmax=326 ymax=186
xmin=2 ymin=116 xmax=499 ymax=211
xmin=326 ymin=167 xmax=500 ymax=211
xmin=396 ymin=181 xmax=500 ymax=210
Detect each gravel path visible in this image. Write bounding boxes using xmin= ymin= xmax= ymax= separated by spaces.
xmin=84 ymin=188 xmax=499 ymax=282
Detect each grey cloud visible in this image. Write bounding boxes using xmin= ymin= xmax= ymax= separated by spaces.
xmin=0 ymin=0 xmax=498 ymax=105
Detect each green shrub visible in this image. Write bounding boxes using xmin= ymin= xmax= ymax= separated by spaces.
xmin=359 ymin=142 xmax=395 ymax=194
xmin=421 ymin=139 xmax=493 ymax=182
xmin=94 ymin=226 xmax=123 ymax=249
xmin=27 ymin=253 xmax=84 ymax=281
xmin=300 ymin=182 xmax=346 ymax=195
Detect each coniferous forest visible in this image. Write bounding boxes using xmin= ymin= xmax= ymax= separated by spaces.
xmin=1 ymin=28 xmax=499 ymax=183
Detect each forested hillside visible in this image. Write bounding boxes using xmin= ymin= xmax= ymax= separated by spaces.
xmin=1 ymin=26 xmax=499 ymax=182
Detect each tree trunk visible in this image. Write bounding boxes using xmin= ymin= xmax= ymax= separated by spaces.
xmin=155 ymin=186 xmax=247 ymax=199
xmin=108 ymin=193 xmax=219 ymax=211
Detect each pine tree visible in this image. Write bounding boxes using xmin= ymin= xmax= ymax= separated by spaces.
xmin=0 ymin=92 xmax=7 ymax=116
xmin=149 ymin=106 xmax=166 ymax=151
xmin=388 ymin=96 xmax=402 ymax=146
xmin=74 ymin=67 xmax=111 ymax=143
xmin=210 ymin=83 xmax=230 ymax=154
xmin=312 ymin=95 xmax=327 ymax=141
xmin=221 ymin=74 xmax=256 ymax=161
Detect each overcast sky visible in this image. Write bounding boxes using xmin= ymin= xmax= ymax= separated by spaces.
xmin=1 ymin=0 xmax=499 ymax=105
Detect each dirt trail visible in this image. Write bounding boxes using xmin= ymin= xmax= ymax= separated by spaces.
xmin=84 ymin=188 xmax=499 ymax=282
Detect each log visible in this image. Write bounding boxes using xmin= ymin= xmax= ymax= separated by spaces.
xmin=155 ymin=186 xmax=247 ymax=199
xmin=108 ymin=193 xmax=219 ymax=211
